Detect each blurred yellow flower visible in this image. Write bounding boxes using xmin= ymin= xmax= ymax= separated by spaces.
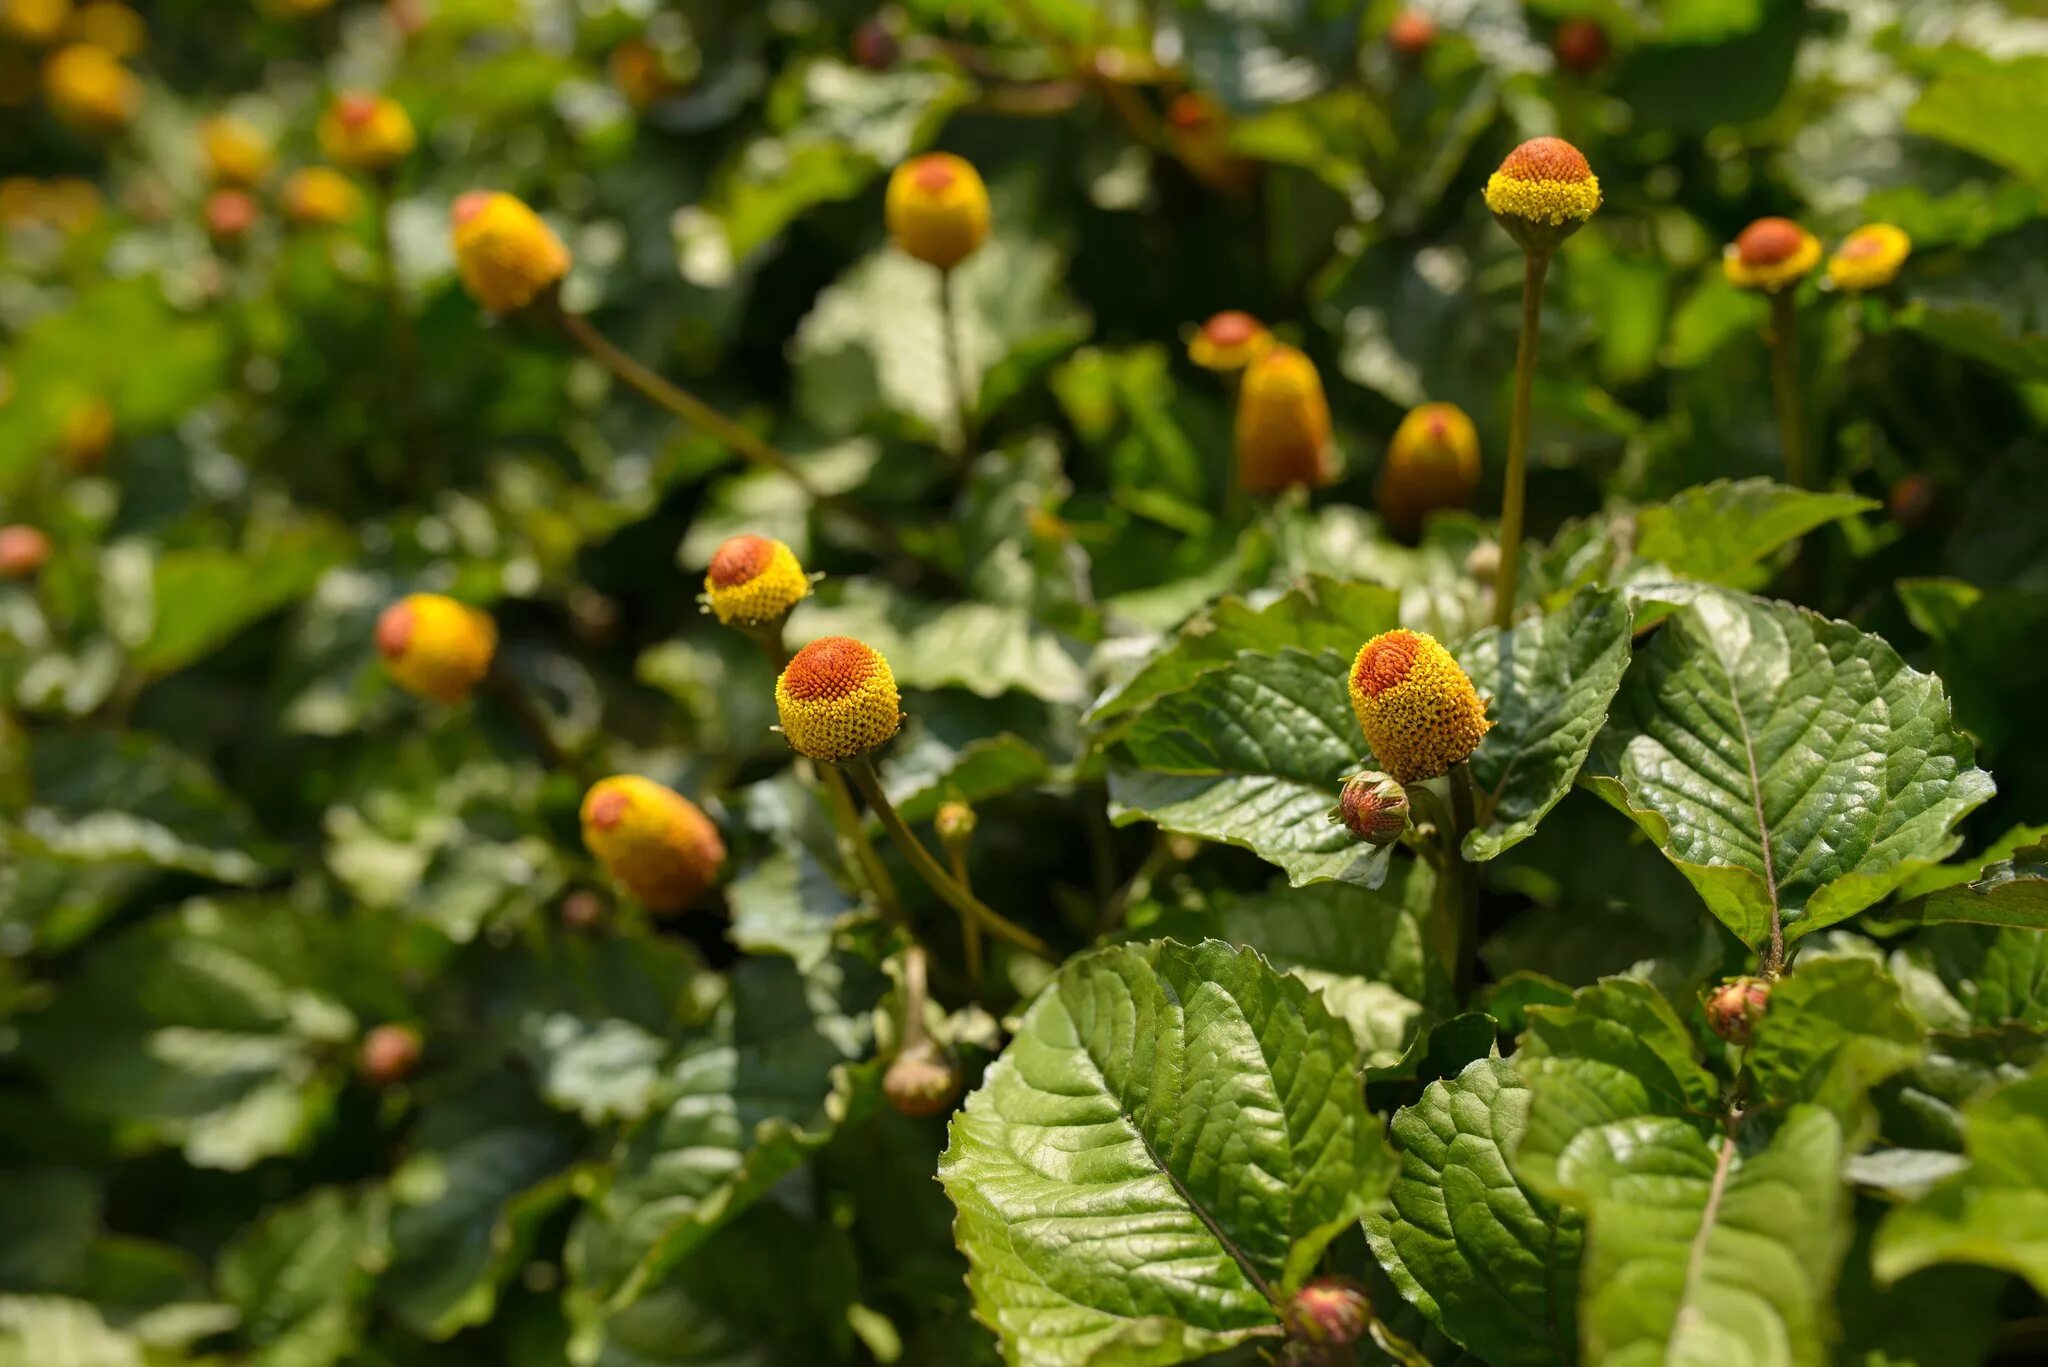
xmin=1378 ymin=401 xmax=1480 ymax=535
xmin=1187 ymin=310 xmax=1273 ymax=373
xmin=450 ymin=190 xmax=572 ymax=315
xmin=2 ymin=0 xmax=70 ymax=46
xmin=375 ymin=593 xmax=497 ymax=703
xmin=318 ymin=91 xmax=414 ymax=173
xmin=43 ymin=42 xmax=137 ymax=133
xmin=580 ymin=775 xmax=727 ymax=914
xmin=200 ymin=115 xmax=274 ymax=187
xmin=1235 ymin=344 xmax=1335 ymax=493
xmin=66 ymin=2 xmax=141 ymax=56
xmin=1723 ymin=216 xmax=1820 ymax=292
xmin=1826 ymin=223 xmax=1910 ymax=293
xmin=58 ymin=395 xmax=113 ymax=470
xmin=282 ymin=166 xmax=361 ymax=226
xmin=885 ymin=153 xmax=990 ymax=271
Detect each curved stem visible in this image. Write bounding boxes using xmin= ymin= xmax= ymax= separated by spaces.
xmin=947 ymin=844 xmax=985 ymax=984
xmin=846 ymin=757 xmax=1054 ymax=960
xmin=1494 ymin=249 xmax=1549 ymax=630
xmin=1768 ymin=289 xmax=1810 ymax=489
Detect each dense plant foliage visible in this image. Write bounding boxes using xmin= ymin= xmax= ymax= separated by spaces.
xmin=4 ymin=2 xmax=2048 ymax=1365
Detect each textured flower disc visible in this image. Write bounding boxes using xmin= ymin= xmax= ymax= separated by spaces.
xmin=450 ymin=190 xmax=572 ymax=315
xmin=375 ymin=593 xmax=498 ymax=703
xmin=1826 ymin=223 xmax=1911 ymax=292
xmin=1483 ymin=136 xmax=1601 ymax=226
xmin=1346 ymin=628 xmax=1491 ymax=783
xmin=580 ymin=775 xmax=726 ymax=914
xmin=1235 ymin=344 xmax=1335 ymax=492
xmin=1187 ymin=309 xmax=1273 ymax=371
xmin=1377 ymin=400 xmax=1481 ymax=533
xmin=318 ymin=91 xmax=415 ymax=172
xmin=1723 ymin=215 xmax=1821 ymax=292
xmin=703 ymin=534 xmax=810 ymax=627
xmin=884 ymin=152 xmax=990 ymax=270
xmin=775 ymin=636 xmax=903 ymax=762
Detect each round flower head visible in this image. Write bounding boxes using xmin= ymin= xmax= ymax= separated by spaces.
xmin=204 ymin=188 xmax=257 ymax=243
xmin=282 ymin=166 xmax=361 ymax=227
xmin=1235 ymin=345 xmax=1335 ymax=493
xmin=775 ymin=636 xmax=903 ymax=762
xmin=69 ymin=3 xmax=144 ymax=57
xmin=43 ymin=43 xmax=137 ymax=133
xmin=451 ymin=190 xmax=572 ymax=315
xmin=703 ymin=533 xmax=810 ymax=629
xmin=1484 ymin=136 xmax=1600 ymax=252
xmin=4 ymin=0 xmax=70 ymax=45
xmin=1552 ymin=18 xmax=1609 ymax=76
xmin=1287 ymin=1278 xmax=1371 ymax=1346
xmin=1347 ymin=628 xmax=1491 ymax=783
xmin=0 ymin=525 xmax=53 ymax=580
xmin=1187 ymin=310 xmax=1273 ymax=372
xmin=1704 ymin=976 xmax=1771 ymax=1045
xmin=580 ymin=775 xmax=727 ymax=914
xmin=1723 ymin=216 xmax=1820 ymax=292
xmin=883 ymin=1039 xmax=961 ymax=1119
xmin=200 ymin=115 xmax=273 ymax=187
xmin=1332 ymin=771 xmax=1409 ymax=846
xmin=318 ymin=91 xmax=415 ymax=174
xmin=1826 ymin=223 xmax=1911 ymax=293
xmin=58 ymin=396 xmax=113 ymax=471
xmin=375 ymin=593 xmax=497 ymax=703
xmin=1388 ymin=10 xmax=1436 ymax=58
xmin=358 ymin=1023 xmax=422 ymax=1086
xmin=885 ymin=153 xmax=990 ymax=271
xmin=1378 ymin=400 xmax=1480 ymax=534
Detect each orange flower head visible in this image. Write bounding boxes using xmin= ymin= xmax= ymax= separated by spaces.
xmin=1235 ymin=344 xmax=1335 ymax=493
xmin=775 ymin=636 xmax=903 ymax=762
xmin=1552 ymin=18 xmax=1609 ymax=75
xmin=375 ymin=592 xmax=497 ymax=703
xmin=58 ymin=396 xmax=114 ymax=471
xmin=358 ymin=1023 xmax=422 ymax=1085
xmin=1827 ymin=223 xmax=1910 ymax=292
xmin=1187 ymin=309 xmax=1273 ymax=372
xmin=318 ymin=91 xmax=414 ymax=173
xmin=43 ymin=42 xmax=138 ymax=133
xmin=1723 ymin=216 xmax=1820 ymax=292
xmin=1347 ymin=628 xmax=1491 ymax=783
xmin=450 ymin=190 xmax=572 ymax=315
xmin=0 ymin=524 xmax=52 ymax=579
xmin=1704 ymin=976 xmax=1771 ymax=1045
xmin=203 ymin=187 xmax=257 ymax=242
xmin=703 ymin=533 xmax=809 ymax=628
xmin=1378 ymin=401 xmax=1480 ymax=534
xmin=199 ymin=115 xmax=273 ymax=187
xmin=1484 ymin=137 xmax=1600 ymax=248
xmin=885 ymin=152 xmax=990 ymax=270
xmin=1388 ymin=10 xmax=1436 ymax=58
xmin=581 ymin=775 xmax=726 ymax=913
xmin=282 ymin=166 xmax=361 ymax=227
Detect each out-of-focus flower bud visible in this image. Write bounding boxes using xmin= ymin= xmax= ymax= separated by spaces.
xmin=375 ymin=593 xmax=497 ymax=703
xmin=1187 ymin=309 xmax=1273 ymax=373
xmin=282 ymin=166 xmax=361 ymax=227
xmin=608 ymin=38 xmax=680 ymax=110
xmin=1287 ymin=1277 xmax=1371 ymax=1346
xmin=450 ymin=190 xmax=572 ymax=315
xmin=884 ymin=1038 xmax=962 ymax=1118
xmin=1348 ymin=628 xmax=1491 ymax=783
xmin=775 ymin=636 xmax=903 ymax=763
xmin=851 ymin=18 xmax=898 ymax=71
xmin=1166 ymin=90 xmax=1259 ymax=196
xmin=934 ymin=799 xmax=977 ymax=852
xmin=1484 ymin=136 xmax=1601 ymax=253
xmin=43 ymin=42 xmax=137 ymax=133
xmin=66 ymin=3 xmax=143 ymax=57
xmin=4 ymin=0 xmax=70 ymax=45
xmin=1723 ymin=216 xmax=1820 ymax=293
xmin=885 ymin=152 xmax=990 ymax=271
xmin=1331 ymin=771 xmax=1410 ymax=846
xmin=58 ymin=396 xmax=113 ymax=470
xmin=318 ymin=90 xmax=414 ymax=174
xmin=200 ymin=115 xmax=274 ymax=187
xmin=1378 ymin=400 xmax=1480 ymax=535
xmin=1888 ymin=472 xmax=1936 ymax=529
xmin=1704 ymin=976 xmax=1771 ymax=1045
xmin=1552 ymin=18 xmax=1609 ymax=75
xmin=559 ymin=889 xmax=605 ymax=931
xmin=0 ymin=524 xmax=52 ymax=579
xmin=703 ymin=533 xmax=810 ymax=629
xmin=358 ymin=1023 xmax=422 ymax=1085
xmin=1235 ymin=344 xmax=1335 ymax=493
xmin=580 ymin=775 xmax=727 ymax=914
xmin=204 ymin=187 xmax=257 ymax=243
xmin=1388 ymin=10 xmax=1436 ymax=58
xmin=1826 ymin=223 xmax=1910 ymax=293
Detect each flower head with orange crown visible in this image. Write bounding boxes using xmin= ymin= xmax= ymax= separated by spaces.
xmin=43 ymin=43 xmax=137 ymax=133
xmin=775 ymin=636 xmax=902 ymax=762
xmin=1347 ymin=629 xmax=1491 ymax=783
xmin=1187 ymin=310 xmax=1273 ymax=373
xmin=451 ymin=190 xmax=571 ymax=315
xmin=703 ymin=533 xmax=810 ymax=629
xmin=0 ymin=525 xmax=52 ymax=580
xmin=375 ymin=593 xmax=496 ymax=703
xmin=1378 ymin=400 xmax=1480 ymax=535
xmin=1723 ymin=216 xmax=1820 ymax=292
xmin=282 ymin=166 xmax=361 ymax=227
xmin=1827 ymin=223 xmax=1910 ymax=293
xmin=885 ymin=153 xmax=990 ymax=271
xmin=1483 ymin=136 xmax=1600 ymax=252
xmin=200 ymin=115 xmax=273 ymax=187
xmin=1235 ymin=344 xmax=1335 ymax=492
xmin=1388 ymin=10 xmax=1436 ymax=59
xmin=580 ymin=775 xmax=726 ymax=914
xmin=204 ymin=188 xmax=257 ymax=244
xmin=318 ymin=91 xmax=414 ymax=174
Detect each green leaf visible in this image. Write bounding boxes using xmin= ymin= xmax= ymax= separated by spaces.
xmin=789 ymin=581 xmax=1089 ymax=705
xmin=1906 ymin=51 xmax=2048 ymax=189
xmin=1630 ymin=479 xmax=1877 ymax=590
xmin=1901 ymin=839 xmax=2048 ymax=929
xmin=1588 ymin=588 xmax=1994 ymax=949
xmin=1364 ymin=1058 xmax=1583 ymax=1367
xmin=1745 ymin=956 xmax=1926 ymax=1145
xmin=1457 ymin=587 xmax=1632 ymax=860
xmin=218 ymin=1187 xmax=385 ymax=1367
xmin=1108 ymin=648 xmax=1390 ymax=890
xmin=131 ymin=524 xmax=351 ymax=675
xmin=939 ymin=939 xmax=1390 ymax=1367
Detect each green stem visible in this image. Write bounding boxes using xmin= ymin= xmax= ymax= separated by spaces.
xmin=1768 ymin=289 xmax=1810 ymax=489
xmin=947 ymin=844 xmax=985 ymax=984
xmin=846 ymin=757 xmax=1055 ymax=960
xmin=939 ymin=266 xmax=976 ymax=461
xmin=1444 ymin=763 xmax=1481 ymax=999
xmin=1494 ymin=249 xmax=1549 ymax=630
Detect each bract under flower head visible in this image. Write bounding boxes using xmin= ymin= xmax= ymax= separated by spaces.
xmin=1723 ymin=216 xmax=1820 ymax=292
xmin=1827 ymin=223 xmax=1910 ymax=292
xmin=775 ymin=636 xmax=903 ymax=762
xmin=1347 ymin=628 xmax=1491 ymax=783
xmin=703 ymin=533 xmax=810 ymax=628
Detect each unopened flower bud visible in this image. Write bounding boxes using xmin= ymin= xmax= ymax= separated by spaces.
xmin=775 ymin=636 xmax=903 ymax=762
xmin=559 ymin=889 xmax=605 ymax=931
xmin=1236 ymin=345 xmax=1335 ymax=493
xmin=1723 ymin=216 xmax=1819 ymax=293
xmin=318 ymin=91 xmax=414 ymax=174
xmin=451 ymin=190 xmax=572 ymax=315
xmin=1552 ymin=18 xmax=1610 ymax=76
xmin=608 ymin=38 xmax=679 ymax=110
xmin=1378 ymin=401 xmax=1480 ymax=535
xmin=1484 ymin=137 xmax=1601 ymax=253
xmin=1888 ymin=472 xmax=1936 ymax=528
xmin=375 ymin=593 xmax=497 ymax=703
xmin=1331 ymin=772 xmax=1409 ymax=846
xmin=851 ymin=18 xmax=897 ymax=71
xmin=703 ymin=533 xmax=810 ymax=629
xmin=884 ymin=1038 xmax=962 ymax=1118
xmin=199 ymin=115 xmax=273 ymax=187
xmin=58 ymin=397 xmax=113 ymax=471
xmin=44 ymin=42 xmax=138 ymax=133
xmin=580 ymin=775 xmax=727 ymax=914
xmin=1187 ymin=309 xmax=1273 ymax=373
xmin=1704 ymin=976 xmax=1771 ymax=1045
xmin=885 ymin=153 xmax=990 ymax=271
xmin=358 ymin=1023 xmax=422 ymax=1086
xmin=934 ymin=799 xmax=977 ymax=851
xmin=2 ymin=0 xmax=69 ymax=45
xmin=282 ymin=166 xmax=360 ymax=227
xmin=1827 ymin=223 xmax=1911 ymax=293
xmin=1348 ymin=629 xmax=1491 ymax=783
xmin=1388 ymin=10 xmax=1436 ymax=58
xmin=203 ymin=187 xmax=257 ymax=243
xmin=1287 ymin=1277 xmax=1371 ymax=1346
xmin=0 ymin=525 xmax=53 ymax=579
xmin=1166 ymin=91 xmax=1258 ymax=196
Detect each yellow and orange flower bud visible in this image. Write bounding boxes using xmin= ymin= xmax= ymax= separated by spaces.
xmin=1723 ymin=216 xmax=1820 ymax=293
xmin=1389 ymin=10 xmax=1436 ymax=58
xmin=200 ymin=115 xmax=273 ymax=187
xmin=43 ymin=42 xmax=137 ymax=133
xmin=1347 ymin=628 xmax=1491 ymax=783
xmin=1288 ymin=1278 xmax=1373 ymax=1347
xmin=358 ymin=1022 xmax=422 ymax=1085
xmin=0 ymin=524 xmax=52 ymax=579
xmin=885 ymin=153 xmax=990 ymax=271
xmin=58 ymin=395 xmax=113 ymax=470
xmin=580 ymin=775 xmax=726 ymax=914
xmin=374 ymin=592 xmax=497 ymax=703
xmin=1187 ymin=309 xmax=1273 ymax=372
xmin=317 ymin=91 xmax=414 ymax=174
xmin=775 ymin=636 xmax=903 ymax=762
xmin=450 ymin=190 xmax=571 ymax=315
xmin=3 ymin=0 xmax=70 ymax=45
xmin=1378 ymin=400 xmax=1481 ymax=534
xmin=1235 ymin=344 xmax=1335 ymax=493
xmin=1484 ymin=137 xmax=1600 ymax=250
xmin=282 ymin=166 xmax=361 ymax=227
xmin=203 ymin=187 xmax=257 ymax=243
xmin=66 ymin=3 xmax=143 ymax=57
xmin=703 ymin=533 xmax=809 ymax=629
xmin=883 ymin=1038 xmax=962 ymax=1118
xmin=1826 ymin=223 xmax=1910 ymax=293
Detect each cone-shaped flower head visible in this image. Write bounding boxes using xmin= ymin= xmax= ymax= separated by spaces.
xmin=1389 ymin=10 xmax=1436 ymax=57
xmin=775 ymin=636 xmax=903 ymax=762
xmin=1827 ymin=223 xmax=1910 ymax=293
xmin=1287 ymin=1278 xmax=1371 ymax=1346
xmin=1723 ymin=216 xmax=1820 ymax=292
xmin=0 ymin=525 xmax=52 ymax=579
xmin=204 ymin=188 xmax=257 ymax=243
xmin=1704 ymin=976 xmax=1771 ymax=1045
xmin=358 ymin=1023 xmax=422 ymax=1085
xmin=1484 ymin=136 xmax=1600 ymax=252
xmin=282 ymin=166 xmax=361 ymax=227
xmin=1378 ymin=401 xmax=1480 ymax=534
xmin=1332 ymin=771 xmax=1410 ymax=846
xmin=374 ymin=593 xmax=497 ymax=703
xmin=703 ymin=533 xmax=809 ymax=628
xmin=450 ymin=190 xmax=572 ymax=315
xmin=318 ymin=91 xmax=414 ymax=173
xmin=59 ymin=397 xmax=114 ymax=470
xmin=200 ymin=115 xmax=273 ymax=187
xmin=883 ymin=1038 xmax=962 ymax=1118
xmin=885 ymin=153 xmax=990 ymax=271
xmin=3 ymin=0 xmax=70 ymax=44
xmin=70 ymin=3 xmax=144 ymax=57
xmin=580 ymin=775 xmax=727 ymax=914
xmin=1235 ymin=344 xmax=1335 ymax=493
xmin=1187 ymin=309 xmax=1273 ymax=372
xmin=1347 ymin=629 xmax=1491 ymax=783
xmin=44 ymin=43 xmax=138 ymax=133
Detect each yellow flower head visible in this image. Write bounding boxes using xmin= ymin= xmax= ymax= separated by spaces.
xmin=1723 ymin=216 xmax=1820 ymax=292
xmin=885 ymin=152 xmax=990 ymax=271
xmin=58 ymin=396 xmax=113 ymax=470
xmin=1483 ymin=136 xmax=1600 ymax=249
xmin=1187 ymin=309 xmax=1273 ymax=372
xmin=775 ymin=635 xmax=903 ymax=762
xmin=1826 ymin=223 xmax=1910 ymax=293
xmin=1378 ymin=401 xmax=1480 ymax=535
xmin=200 ymin=115 xmax=273 ymax=187
xmin=67 ymin=3 xmax=144 ymax=57
xmin=1235 ymin=344 xmax=1335 ymax=493
xmin=0 ymin=524 xmax=52 ymax=580
xmin=203 ymin=187 xmax=257 ymax=243
xmin=43 ymin=42 xmax=137 ymax=133
xmin=318 ymin=91 xmax=414 ymax=173
xmin=1346 ymin=628 xmax=1491 ymax=783
xmin=4 ymin=0 xmax=69 ymax=45
xmin=703 ymin=533 xmax=809 ymax=628
xmin=282 ymin=166 xmax=361 ymax=227
xmin=375 ymin=593 xmax=497 ymax=703
xmin=580 ymin=775 xmax=726 ymax=914
xmin=451 ymin=190 xmax=572 ymax=315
